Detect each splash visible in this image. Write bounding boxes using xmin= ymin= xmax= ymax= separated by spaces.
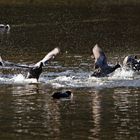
xmin=0 ymin=74 xmax=38 ymax=84
xmin=43 ymin=68 xmax=139 ymax=88
xmin=0 ymin=68 xmax=139 ymax=88
xmin=110 ymin=68 xmax=134 ymax=80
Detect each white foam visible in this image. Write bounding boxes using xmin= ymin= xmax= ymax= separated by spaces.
xmin=0 ymin=68 xmax=139 ymax=88
xmin=12 ymin=74 xmax=38 ymax=84
xmin=110 ymin=68 xmax=134 ymax=80
xmin=43 ymin=69 xmax=138 ymax=88
xmin=0 ymin=74 xmax=38 ymax=84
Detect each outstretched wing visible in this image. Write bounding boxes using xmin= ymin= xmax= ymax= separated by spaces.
xmin=4 ymin=61 xmax=31 ymax=68
xmin=0 ymin=56 xmax=31 ymax=69
xmin=35 ymin=47 xmax=60 ymax=67
xmin=92 ymin=44 xmax=108 ymax=69
xmin=0 ymin=56 xmax=31 ymax=68
xmin=0 ymin=48 xmax=60 ymax=69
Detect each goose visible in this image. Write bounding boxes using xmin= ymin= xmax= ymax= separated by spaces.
xmin=91 ymin=44 xmax=121 ymax=77
xmin=52 ymin=91 xmax=73 ymax=99
xmin=0 ymin=47 xmax=60 ymax=81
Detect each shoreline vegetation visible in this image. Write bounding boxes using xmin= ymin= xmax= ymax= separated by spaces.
xmin=0 ymin=0 xmax=140 ymax=7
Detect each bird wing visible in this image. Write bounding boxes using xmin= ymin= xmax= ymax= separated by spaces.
xmin=34 ymin=47 xmax=60 ymax=67
xmin=0 ymin=56 xmax=31 ymax=68
xmin=92 ymin=44 xmax=108 ymax=69
xmin=0 ymin=48 xmax=60 ymax=69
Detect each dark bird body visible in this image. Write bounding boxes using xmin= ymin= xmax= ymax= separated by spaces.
xmin=27 ymin=62 xmax=43 ymax=81
xmin=91 ymin=44 xmax=121 ymax=77
xmin=52 ymin=91 xmax=72 ymax=99
xmin=92 ymin=64 xmax=121 ymax=77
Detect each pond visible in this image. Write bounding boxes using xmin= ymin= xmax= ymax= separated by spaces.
xmin=0 ymin=5 xmax=140 ymax=140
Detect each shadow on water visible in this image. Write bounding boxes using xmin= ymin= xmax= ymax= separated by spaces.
xmin=0 ymin=4 xmax=140 ymax=140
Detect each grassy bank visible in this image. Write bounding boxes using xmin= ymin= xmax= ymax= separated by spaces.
xmin=0 ymin=0 xmax=140 ymax=6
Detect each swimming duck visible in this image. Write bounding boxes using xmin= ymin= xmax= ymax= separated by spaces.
xmin=52 ymin=91 xmax=73 ymax=99
xmin=0 ymin=47 xmax=60 ymax=81
xmin=0 ymin=24 xmax=10 ymax=33
xmin=91 ymin=44 xmax=121 ymax=77
xmin=123 ymin=55 xmax=140 ymax=71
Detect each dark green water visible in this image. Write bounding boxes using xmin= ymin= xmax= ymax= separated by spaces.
xmin=0 ymin=5 xmax=140 ymax=140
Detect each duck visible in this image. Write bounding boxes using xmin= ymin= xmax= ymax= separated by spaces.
xmin=91 ymin=44 xmax=121 ymax=77
xmin=0 ymin=24 xmax=10 ymax=33
xmin=0 ymin=47 xmax=60 ymax=81
xmin=52 ymin=91 xmax=73 ymax=99
xmin=123 ymin=55 xmax=140 ymax=71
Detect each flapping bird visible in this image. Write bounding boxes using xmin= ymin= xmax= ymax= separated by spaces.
xmin=91 ymin=44 xmax=120 ymax=77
